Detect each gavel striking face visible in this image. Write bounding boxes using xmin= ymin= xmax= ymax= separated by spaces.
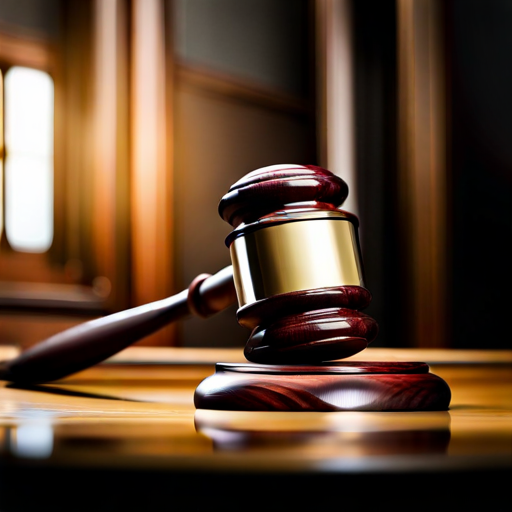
xmin=218 ymin=163 xmax=378 ymax=364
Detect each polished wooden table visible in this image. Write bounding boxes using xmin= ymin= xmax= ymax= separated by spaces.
xmin=0 ymin=346 xmax=511 ymax=510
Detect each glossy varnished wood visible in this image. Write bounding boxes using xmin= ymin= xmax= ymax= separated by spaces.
xmin=194 ymin=362 xmax=451 ymax=411
xmin=244 ymin=308 xmax=378 ymax=363
xmin=0 ymin=347 xmax=510 ymax=511
xmin=0 ymin=267 xmax=237 ymax=384
xmin=218 ymin=164 xmax=349 ymax=227
xmin=220 ymin=164 xmax=379 ymax=364
xmin=0 ymin=164 xmax=375 ymax=382
xmin=236 ymin=285 xmax=372 ymax=329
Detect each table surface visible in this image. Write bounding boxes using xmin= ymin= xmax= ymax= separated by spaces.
xmin=0 ymin=345 xmax=511 ymax=510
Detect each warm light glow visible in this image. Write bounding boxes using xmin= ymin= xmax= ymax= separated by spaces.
xmin=0 ymin=70 xmax=3 ymax=240
xmin=4 ymin=66 xmax=54 ymax=252
xmin=131 ymin=0 xmax=168 ymax=305
xmin=0 ymin=155 xmax=3 ymax=243
xmin=321 ymin=0 xmax=357 ymax=215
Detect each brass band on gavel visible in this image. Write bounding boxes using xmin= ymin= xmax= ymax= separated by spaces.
xmin=229 ymin=212 xmax=365 ymax=308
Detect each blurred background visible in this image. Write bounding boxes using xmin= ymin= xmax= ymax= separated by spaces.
xmin=0 ymin=0 xmax=510 ymax=352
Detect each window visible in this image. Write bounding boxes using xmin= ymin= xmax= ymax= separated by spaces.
xmin=2 ymin=66 xmax=54 ymax=253
xmin=0 ymin=8 xmax=112 ymax=349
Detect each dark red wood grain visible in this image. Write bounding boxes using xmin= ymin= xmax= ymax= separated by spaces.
xmin=219 ymin=165 xmax=376 ymax=364
xmin=198 ymin=163 xmax=452 ymax=411
xmin=194 ymin=363 xmax=452 ymax=411
xmin=236 ymin=285 xmax=372 ymax=329
xmin=219 ymin=164 xmax=349 ymax=228
xmin=244 ymin=308 xmax=378 ymax=364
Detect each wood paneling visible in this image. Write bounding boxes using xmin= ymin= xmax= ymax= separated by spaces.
xmin=173 ymin=81 xmax=317 ymax=348
xmin=129 ymin=0 xmax=175 ymax=345
xmin=0 ymin=28 xmax=55 ymax=70
xmin=397 ymin=0 xmax=448 ymax=348
xmin=1 ymin=0 xmax=318 ymax=350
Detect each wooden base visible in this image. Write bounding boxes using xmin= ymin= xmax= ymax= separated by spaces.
xmin=194 ymin=362 xmax=451 ymax=412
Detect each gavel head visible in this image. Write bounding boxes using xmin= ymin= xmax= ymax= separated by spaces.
xmin=219 ymin=164 xmax=378 ymax=365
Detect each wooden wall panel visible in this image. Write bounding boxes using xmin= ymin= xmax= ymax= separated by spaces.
xmin=173 ymin=80 xmax=316 ymax=347
xmin=129 ymin=0 xmax=175 ymax=345
xmin=397 ymin=0 xmax=448 ymax=348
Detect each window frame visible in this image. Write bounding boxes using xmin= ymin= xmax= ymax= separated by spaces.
xmin=0 ymin=9 xmax=110 ymax=320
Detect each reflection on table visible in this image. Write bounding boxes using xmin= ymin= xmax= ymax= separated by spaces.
xmin=0 ymin=346 xmax=511 ymax=510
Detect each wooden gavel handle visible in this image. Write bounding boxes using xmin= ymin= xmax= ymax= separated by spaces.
xmin=0 ymin=266 xmax=236 ymax=384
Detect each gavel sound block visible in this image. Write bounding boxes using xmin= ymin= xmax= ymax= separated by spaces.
xmin=193 ymin=164 xmax=451 ymax=411
xmin=0 ymin=164 xmax=450 ymax=412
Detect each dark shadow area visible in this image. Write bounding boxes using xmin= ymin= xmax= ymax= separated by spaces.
xmin=0 ymin=465 xmax=510 ymax=511
xmin=5 ymin=382 xmax=142 ymax=402
xmin=448 ymin=0 xmax=512 ymax=349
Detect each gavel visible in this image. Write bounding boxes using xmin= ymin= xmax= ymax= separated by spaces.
xmin=0 ymin=164 xmax=451 ymax=412
xmin=0 ymin=164 xmax=372 ymax=381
